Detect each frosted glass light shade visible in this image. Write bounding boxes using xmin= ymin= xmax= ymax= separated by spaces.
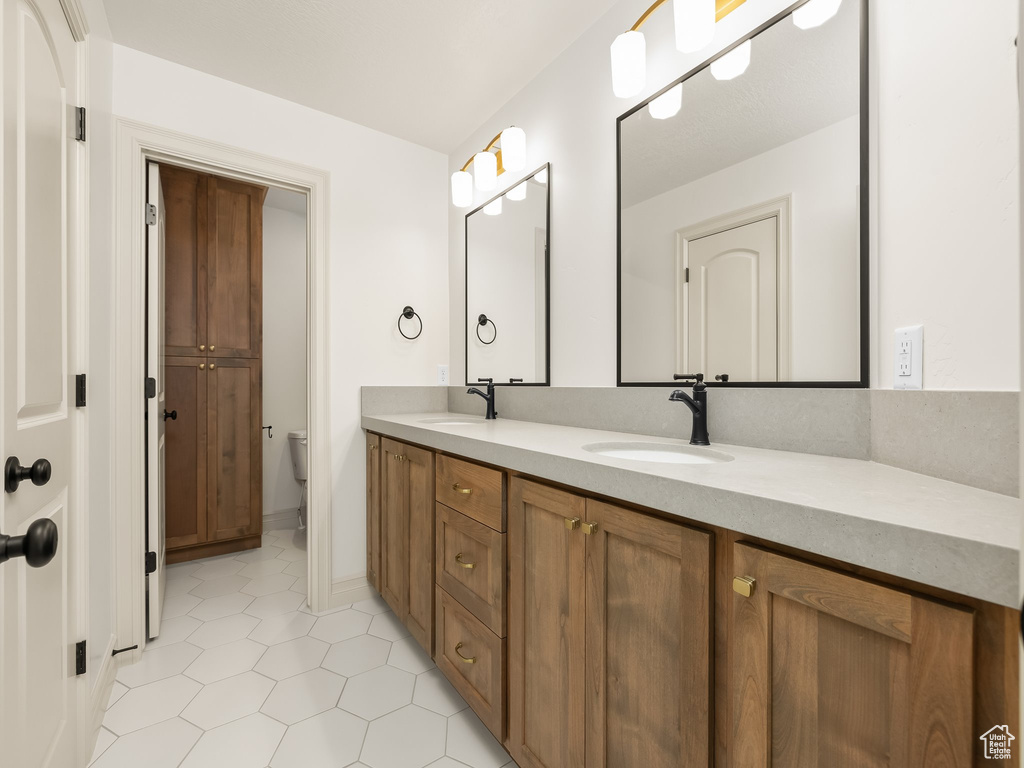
xmin=506 ymin=181 xmax=527 ymax=201
xmin=673 ymin=0 xmax=715 ymax=53
xmin=483 ymin=197 xmax=502 ymax=216
xmin=610 ymin=31 xmax=646 ymax=98
xmin=535 ymin=168 xmax=548 ymax=185
xmin=648 ymin=83 xmax=683 ymax=119
xmin=793 ymin=0 xmax=842 ymax=29
xmin=451 ymin=171 xmax=473 ymax=208
xmin=501 ymin=127 xmax=527 ymax=172
xmin=711 ymin=39 xmax=751 ymax=81
xmin=474 ymin=151 xmax=497 ymax=190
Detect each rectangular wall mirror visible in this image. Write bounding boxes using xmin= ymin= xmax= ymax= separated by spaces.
xmin=466 ymin=163 xmax=550 ymax=385
xmin=618 ymin=0 xmax=867 ymax=386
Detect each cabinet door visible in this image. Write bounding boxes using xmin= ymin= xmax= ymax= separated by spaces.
xmin=508 ymin=478 xmax=586 ymax=768
xmin=161 ymin=166 xmax=208 ymax=357
xmin=584 ymin=500 xmax=711 ymax=768
xmin=732 ymin=543 xmax=974 ymax=768
xmin=380 ymin=438 xmax=409 ymax=618
xmin=404 ymin=442 xmax=435 ymax=654
xmin=164 ymin=356 xmax=208 ymax=548
xmin=207 ymin=177 xmax=265 ymax=359
xmin=366 ymin=433 xmax=381 ymax=591
xmin=207 ymin=358 xmax=263 ymax=541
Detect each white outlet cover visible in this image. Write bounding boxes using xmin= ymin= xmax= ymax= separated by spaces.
xmin=437 ymin=364 xmax=449 ymax=385
xmin=893 ymin=325 xmax=923 ymax=390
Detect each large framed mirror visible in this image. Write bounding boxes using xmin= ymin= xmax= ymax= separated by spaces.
xmin=617 ymin=0 xmax=867 ymax=386
xmin=466 ymin=164 xmax=550 ymax=385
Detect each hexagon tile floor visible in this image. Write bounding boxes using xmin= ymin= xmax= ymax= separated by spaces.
xmin=92 ymin=529 xmax=518 ymax=768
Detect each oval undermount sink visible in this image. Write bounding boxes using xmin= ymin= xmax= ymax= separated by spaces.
xmin=419 ymin=416 xmax=485 ymax=426
xmin=583 ymin=441 xmax=733 ymax=465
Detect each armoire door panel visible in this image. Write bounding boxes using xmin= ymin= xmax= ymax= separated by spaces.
xmin=207 ymin=358 xmax=262 ymax=542
xmin=164 ymin=357 xmax=207 ymax=548
xmin=161 ymin=165 xmax=208 ymax=357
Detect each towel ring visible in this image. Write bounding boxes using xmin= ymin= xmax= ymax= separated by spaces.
xmin=398 ymin=306 xmax=423 ymax=340
xmin=476 ymin=314 xmax=497 ymax=345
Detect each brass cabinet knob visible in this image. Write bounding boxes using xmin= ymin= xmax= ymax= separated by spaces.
xmin=209 ymin=363 xmax=216 ymax=370
xmin=369 ymin=444 xmax=377 ymax=451
xmin=199 ymin=363 xmax=206 ymax=370
xmin=394 ymin=455 xmax=406 ymax=462
xmin=733 ymin=576 xmax=756 ymax=598
xmin=199 ymin=344 xmax=205 ymax=351
xmin=581 ymin=522 xmax=598 ymax=535
xmin=455 ymin=553 xmax=476 ymax=569
xmin=454 ymin=642 xmax=476 ymax=664
xmin=452 ymin=483 xmax=473 ymax=495
xmin=564 ymin=517 xmax=580 ymax=531
xmin=209 ymin=345 xmax=215 ymax=352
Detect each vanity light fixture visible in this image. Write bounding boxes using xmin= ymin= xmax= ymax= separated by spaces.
xmin=649 ymin=83 xmax=683 ymax=119
xmin=793 ymin=0 xmax=842 ymax=29
xmin=483 ymin=197 xmax=503 ymax=216
xmin=450 ymin=126 xmax=528 ymax=207
xmin=710 ymin=39 xmax=751 ymax=80
xmin=473 ymin=151 xmax=497 ymax=191
xmin=506 ymin=181 xmax=527 ymax=201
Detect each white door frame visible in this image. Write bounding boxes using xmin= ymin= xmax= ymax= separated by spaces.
xmin=675 ymin=195 xmax=792 ymax=379
xmin=111 ymin=118 xmax=333 ymax=661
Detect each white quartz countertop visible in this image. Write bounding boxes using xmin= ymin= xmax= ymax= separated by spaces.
xmin=362 ymin=412 xmax=1021 ymax=608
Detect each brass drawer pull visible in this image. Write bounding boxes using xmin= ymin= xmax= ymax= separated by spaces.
xmin=733 ymin=576 xmax=756 ymax=598
xmin=454 ymin=642 xmax=476 ymax=664
xmin=455 ymin=553 xmax=476 ymax=569
xmin=452 ymin=483 xmax=473 ymax=495
xmin=581 ymin=522 xmax=598 ymax=535
xmin=394 ymin=455 xmax=406 ymax=462
xmin=564 ymin=517 xmax=580 ymax=531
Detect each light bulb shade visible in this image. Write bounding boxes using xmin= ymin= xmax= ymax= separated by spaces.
xmin=793 ymin=0 xmax=842 ymax=29
xmin=648 ymin=83 xmax=683 ymax=119
xmin=506 ymin=181 xmax=527 ymax=201
xmin=451 ymin=170 xmax=473 ymax=208
xmin=501 ymin=127 xmax=527 ymax=172
xmin=474 ymin=151 xmax=498 ymax=191
xmin=610 ymin=30 xmax=646 ymax=98
xmin=483 ymin=197 xmax=502 ymax=216
xmin=710 ymin=39 xmax=751 ymax=81
xmin=673 ymin=0 xmax=715 ymax=53
xmin=535 ymin=168 xmax=548 ymax=185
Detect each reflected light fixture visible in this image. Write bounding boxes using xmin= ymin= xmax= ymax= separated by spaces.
xmin=793 ymin=0 xmax=841 ymax=29
xmin=483 ymin=197 xmax=503 ymax=216
xmin=450 ymin=126 xmax=529 ymax=207
xmin=506 ymin=181 xmax=527 ymax=202
xmin=710 ymin=39 xmax=751 ymax=80
xmin=648 ymin=83 xmax=683 ymax=119
xmin=674 ymin=0 xmax=715 ymax=53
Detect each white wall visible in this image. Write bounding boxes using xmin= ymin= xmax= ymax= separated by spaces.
xmin=448 ymin=0 xmax=1020 ymax=391
xmin=262 ymin=200 xmax=307 ymax=524
xmin=112 ymin=46 xmax=450 ymax=579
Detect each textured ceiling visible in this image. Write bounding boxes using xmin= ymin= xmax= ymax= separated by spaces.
xmin=621 ymin=0 xmax=860 ymax=208
xmin=103 ymin=0 xmax=617 ymax=153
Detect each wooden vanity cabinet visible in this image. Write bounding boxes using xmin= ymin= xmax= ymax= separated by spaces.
xmin=365 ymin=433 xmax=381 ymax=591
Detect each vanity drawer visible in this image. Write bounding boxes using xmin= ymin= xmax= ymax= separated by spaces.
xmin=436 ymin=454 xmax=505 ymax=531
xmin=435 ymin=586 xmax=506 ymax=741
xmin=435 ymin=504 xmax=506 ymax=637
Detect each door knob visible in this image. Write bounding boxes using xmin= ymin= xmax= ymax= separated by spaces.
xmin=0 ymin=518 xmax=58 ymax=567
xmin=163 ymin=409 xmax=177 ymax=421
xmin=5 ymin=457 xmax=52 ymax=493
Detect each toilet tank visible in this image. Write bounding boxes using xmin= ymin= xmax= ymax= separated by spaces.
xmin=288 ymin=430 xmax=308 ymax=481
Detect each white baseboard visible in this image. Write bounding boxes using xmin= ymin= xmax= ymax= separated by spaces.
xmin=328 ymin=574 xmax=374 ymax=611
xmin=82 ymin=634 xmax=118 ymax=764
xmin=263 ymin=508 xmax=301 ymax=532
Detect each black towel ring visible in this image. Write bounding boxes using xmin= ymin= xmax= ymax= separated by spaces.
xmin=398 ymin=306 xmax=423 ymax=340
xmin=476 ymin=314 xmax=497 ymax=345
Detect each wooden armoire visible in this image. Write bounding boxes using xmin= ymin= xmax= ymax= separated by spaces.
xmin=161 ymin=165 xmax=266 ymax=563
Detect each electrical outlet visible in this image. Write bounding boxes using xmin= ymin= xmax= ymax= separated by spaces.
xmin=893 ymin=326 xmax=923 ymax=390
xmin=437 ymin=365 xmax=449 ymax=385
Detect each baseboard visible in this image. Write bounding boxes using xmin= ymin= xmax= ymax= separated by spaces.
xmin=82 ymin=634 xmax=117 ymax=764
xmin=328 ymin=574 xmax=374 ymax=610
xmin=263 ymin=508 xmax=301 ymax=532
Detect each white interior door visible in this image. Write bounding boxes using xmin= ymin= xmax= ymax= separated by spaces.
xmin=146 ymin=164 xmax=167 ymax=639
xmin=1 ymin=0 xmax=81 ymax=765
xmin=684 ymin=216 xmax=779 ymax=382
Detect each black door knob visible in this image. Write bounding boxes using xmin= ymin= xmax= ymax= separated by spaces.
xmin=5 ymin=457 xmax=52 ymax=493
xmin=0 ymin=518 xmax=58 ymax=567
xmin=164 ymin=409 xmax=177 ymax=421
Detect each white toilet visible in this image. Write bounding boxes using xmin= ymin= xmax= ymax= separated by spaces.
xmin=288 ymin=429 xmax=308 ymax=530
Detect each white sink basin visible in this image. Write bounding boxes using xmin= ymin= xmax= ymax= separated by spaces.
xmin=419 ymin=417 xmax=485 ymax=426
xmin=583 ymin=441 xmax=733 ymax=465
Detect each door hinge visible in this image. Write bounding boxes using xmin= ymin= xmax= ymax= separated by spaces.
xmin=75 ymin=374 xmax=87 ymax=407
xmin=145 ymin=377 xmax=156 ymax=399
xmin=146 ymin=204 xmax=157 ymax=226
xmin=684 ymin=267 xmax=690 ymax=283
xmin=75 ymin=107 xmax=86 ymax=142
xmin=145 ymin=551 xmax=157 ymax=574
xmin=75 ymin=640 xmax=87 ymax=675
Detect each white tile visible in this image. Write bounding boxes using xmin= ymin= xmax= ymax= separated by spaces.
xmin=261 ymin=533 xmax=279 ymax=546
xmin=351 ymin=594 xmax=392 ymax=616
xmin=104 ymin=675 xmax=202 ymax=735
xmin=273 ymin=530 xmax=305 ymax=549
xmin=165 ymin=574 xmax=202 ymax=597
xmin=289 ymin=575 xmax=308 ymax=594
xmin=239 ymin=559 xmax=289 ymax=578
xmin=181 ymin=671 xmax=275 ymax=730
xmin=241 ymin=572 xmax=297 ymax=597
xmin=188 ymin=613 xmax=261 ymax=649
xmin=254 ymin=635 xmax=329 ymax=680
xmin=116 ymin=641 xmax=202 ymax=688
xmin=309 ymin=608 xmax=372 ymax=644
xmin=145 ymin=615 xmax=201 ymax=649
xmin=260 ymin=668 xmax=346 ymax=725
xmin=166 ymin=561 xmax=202 ymax=577
xmin=321 ymin=634 xmax=392 ymax=677
xmin=189 ymin=575 xmax=251 ymax=598
xmin=107 ymin=681 xmax=129 ymax=709
xmin=184 ymin=639 xmax=267 ymax=685
xmin=191 ymin=559 xmax=246 ymax=580
xmin=413 ymin=669 xmax=468 ymax=717
xmin=427 ymin=759 xmax=475 ymax=768
xmin=388 ymin=636 xmax=434 ymax=675
xmin=248 ymin=611 xmax=316 ymax=645
xmin=88 ymin=727 xmax=117 ymax=765
xmin=270 ymin=708 xmax=367 ymax=768
xmin=367 ymin=611 xmax=411 ymax=641
xmin=189 ymin=592 xmax=255 ymax=621
xmin=162 ymin=593 xmax=202 ymax=619
xmin=180 ymin=713 xmax=285 ymax=768
xmin=446 ymin=709 xmax=509 ymax=768
xmin=245 ymin=590 xmax=305 ymax=619
xmin=361 ymin=705 xmax=446 ymax=768
xmin=236 ymin=545 xmax=284 ymax=563
xmin=276 ymin=547 xmax=306 ymax=562
xmin=282 ymin=560 xmax=307 ymax=578
xmin=338 ymin=665 xmax=414 ymax=720
xmin=92 ymin=718 xmax=202 ymax=768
